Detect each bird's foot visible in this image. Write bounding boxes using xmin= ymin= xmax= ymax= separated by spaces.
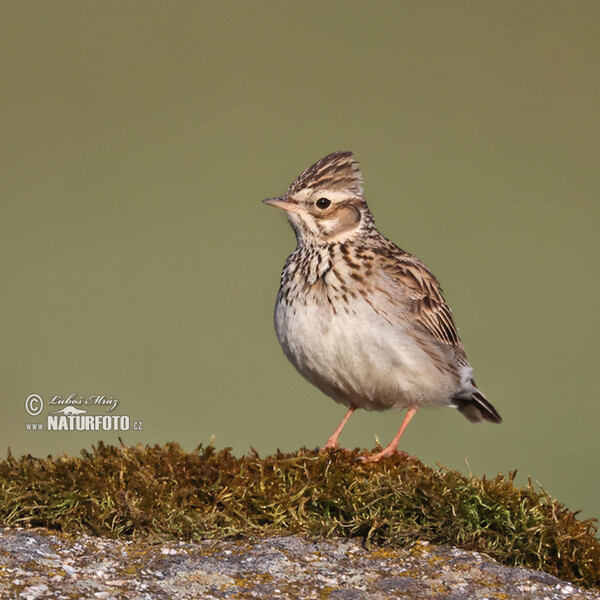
xmin=356 ymin=448 xmax=414 ymax=463
xmin=319 ymin=442 xmax=351 ymax=454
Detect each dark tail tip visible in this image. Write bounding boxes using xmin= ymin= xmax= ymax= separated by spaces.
xmin=452 ymin=390 xmax=502 ymax=424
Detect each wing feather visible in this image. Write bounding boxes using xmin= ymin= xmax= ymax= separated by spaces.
xmin=381 ymin=251 xmax=461 ymax=348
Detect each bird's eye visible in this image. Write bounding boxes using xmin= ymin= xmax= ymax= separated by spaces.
xmin=315 ymin=198 xmax=331 ymax=210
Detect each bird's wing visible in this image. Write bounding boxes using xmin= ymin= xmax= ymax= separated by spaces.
xmin=378 ymin=245 xmax=501 ymax=423
xmin=381 ymin=251 xmax=462 ymax=349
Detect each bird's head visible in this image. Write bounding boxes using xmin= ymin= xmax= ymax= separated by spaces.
xmin=263 ymin=151 xmax=374 ymax=245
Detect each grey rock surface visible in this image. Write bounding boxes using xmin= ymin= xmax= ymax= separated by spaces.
xmin=0 ymin=527 xmax=597 ymax=599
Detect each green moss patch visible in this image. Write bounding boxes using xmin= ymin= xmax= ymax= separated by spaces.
xmin=0 ymin=442 xmax=598 ymax=589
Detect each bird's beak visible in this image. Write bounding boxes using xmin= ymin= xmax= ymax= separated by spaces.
xmin=262 ymin=196 xmax=299 ymax=213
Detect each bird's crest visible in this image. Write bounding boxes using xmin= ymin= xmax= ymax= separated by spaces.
xmin=288 ymin=151 xmax=363 ymax=198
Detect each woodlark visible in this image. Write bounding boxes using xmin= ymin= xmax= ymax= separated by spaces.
xmin=263 ymin=152 xmax=501 ymax=462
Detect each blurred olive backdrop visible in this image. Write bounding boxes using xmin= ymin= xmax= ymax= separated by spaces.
xmin=2 ymin=2 xmax=598 ymax=521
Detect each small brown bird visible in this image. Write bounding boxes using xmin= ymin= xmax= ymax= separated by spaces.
xmin=264 ymin=152 xmax=501 ymax=461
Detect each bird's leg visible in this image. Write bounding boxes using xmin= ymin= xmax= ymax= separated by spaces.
xmin=322 ymin=405 xmax=357 ymax=450
xmin=358 ymin=405 xmax=418 ymax=463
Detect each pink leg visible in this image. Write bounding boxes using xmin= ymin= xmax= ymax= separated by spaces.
xmin=322 ymin=405 xmax=357 ymax=450
xmin=358 ymin=406 xmax=419 ymax=463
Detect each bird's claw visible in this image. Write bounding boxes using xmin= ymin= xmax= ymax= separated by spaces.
xmin=355 ymin=449 xmax=414 ymax=463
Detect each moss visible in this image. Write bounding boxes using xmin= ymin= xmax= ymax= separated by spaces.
xmin=0 ymin=442 xmax=598 ymax=589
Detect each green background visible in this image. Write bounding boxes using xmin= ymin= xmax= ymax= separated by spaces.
xmin=2 ymin=2 xmax=599 ymax=522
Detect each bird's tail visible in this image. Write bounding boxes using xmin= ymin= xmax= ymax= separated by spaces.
xmin=452 ymin=388 xmax=502 ymax=424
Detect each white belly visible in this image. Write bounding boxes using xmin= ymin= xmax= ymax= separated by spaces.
xmin=274 ymin=294 xmax=457 ymax=411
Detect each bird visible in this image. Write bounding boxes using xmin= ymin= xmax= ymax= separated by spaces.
xmin=263 ymin=151 xmax=501 ymax=462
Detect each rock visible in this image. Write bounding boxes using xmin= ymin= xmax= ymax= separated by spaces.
xmin=18 ymin=583 xmax=49 ymax=600
xmin=0 ymin=528 xmax=598 ymax=599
